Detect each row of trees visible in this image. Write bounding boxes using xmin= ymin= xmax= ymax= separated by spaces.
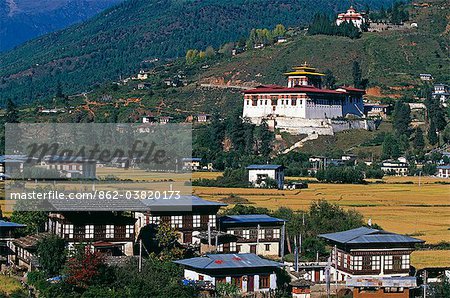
xmin=193 ymin=108 xmax=274 ymax=170
xmin=185 ymin=46 xmax=216 ymax=65
xmin=369 ymin=2 xmax=409 ymax=24
xmin=246 ymin=24 xmax=286 ymax=48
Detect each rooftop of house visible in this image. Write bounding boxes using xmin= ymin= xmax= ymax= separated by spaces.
xmin=243 ymin=84 xmax=365 ymax=95
xmin=219 ymin=214 xmax=285 ymax=225
xmin=43 ymin=195 xmax=226 ymax=212
xmin=13 ymin=232 xmax=52 ymax=249
xmin=174 ymin=253 xmax=282 ymax=270
xmin=346 ymin=276 xmax=417 ymax=288
xmin=437 ymin=165 xmax=450 ymax=169
xmin=0 ymin=220 xmax=26 ymax=228
xmin=246 ymin=164 xmax=284 ymax=170
xmin=319 ymin=227 xmax=424 ymax=245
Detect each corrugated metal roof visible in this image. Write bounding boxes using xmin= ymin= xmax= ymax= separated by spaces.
xmin=347 ymin=276 xmax=417 ymax=288
xmin=0 ymin=220 xmax=26 ymax=228
xmin=174 ymin=253 xmax=282 ymax=269
xmin=220 ymin=214 xmax=285 ymax=224
xmin=44 ymin=195 xmax=226 ymax=211
xmin=246 ymin=164 xmax=283 ymax=170
xmin=319 ymin=227 xmax=424 ymax=244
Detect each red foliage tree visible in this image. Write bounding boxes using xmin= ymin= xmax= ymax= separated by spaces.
xmin=65 ymin=246 xmax=105 ymax=289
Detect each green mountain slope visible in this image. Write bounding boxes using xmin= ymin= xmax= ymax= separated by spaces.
xmin=0 ymin=0 xmax=395 ymax=103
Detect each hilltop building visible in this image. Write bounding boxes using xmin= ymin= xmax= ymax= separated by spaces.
xmin=432 ymin=83 xmax=449 ymax=107
xmin=336 ymin=6 xmax=366 ymax=29
xmin=243 ymin=64 xmax=372 ymax=136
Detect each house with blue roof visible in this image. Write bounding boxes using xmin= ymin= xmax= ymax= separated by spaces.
xmin=246 ymin=164 xmax=285 ymax=189
xmin=0 ymin=220 xmax=26 ymax=265
xmin=134 ymin=195 xmax=226 ymax=245
xmin=174 ymin=253 xmax=282 ymax=294
xmin=217 ymin=214 xmax=285 ymax=257
xmin=319 ymin=227 xmax=424 ymax=298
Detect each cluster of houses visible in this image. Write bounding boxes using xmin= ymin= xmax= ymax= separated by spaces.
xmin=0 ymin=193 xmax=438 ymax=297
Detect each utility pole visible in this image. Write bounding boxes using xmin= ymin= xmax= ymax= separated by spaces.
xmin=257 ymin=224 xmax=260 ymax=255
xmin=334 ymin=245 xmax=338 ymax=296
xmin=138 ymin=238 xmax=142 ymax=273
xmin=280 ymin=221 xmax=286 ymax=262
xmin=208 ymin=221 xmax=212 ymax=252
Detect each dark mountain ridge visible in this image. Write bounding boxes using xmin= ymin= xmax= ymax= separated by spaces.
xmin=0 ymin=0 xmax=395 ymax=103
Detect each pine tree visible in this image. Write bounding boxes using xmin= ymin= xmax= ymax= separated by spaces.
xmin=352 ymin=61 xmax=362 ymax=88
xmin=324 ymin=69 xmax=336 ymax=89
xmin=5 ymin=98 xmax=19 ymax=123
xmin=428 ymin=121 xmax=438 ymax=145
xmin=413 ymin=127 xmax=425 ymax=150
xmin=392 ymin=101 xmax=411 ymax=136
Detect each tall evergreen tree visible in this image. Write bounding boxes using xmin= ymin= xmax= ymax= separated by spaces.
xmin=352 ymin=61 xmax=362 ymax=89
xmin=413 ymin=127 xmax=425 ymax=150
xmin=428 ymin=121 xmax=438 ymax=145
xmin=392 ymin=101 xmax=411 ymax=136
xmin=5 ymin=98 xmax=19 ymax=123
xmin=324 ymin=69 xmax=336 ymax=89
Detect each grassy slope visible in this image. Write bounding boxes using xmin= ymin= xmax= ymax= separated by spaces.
xmin=0 ymin=0 xmax=396 ymax=102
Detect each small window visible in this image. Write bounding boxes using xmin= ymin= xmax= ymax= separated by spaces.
xmin=106 ymin=225 xmax=114 ymax=238
xmin=64 ymin=224 xmax=74 ymax=239
xmin=273 ymin=229 xmax=280 ymax=239
xmin=85 ymin=225 xmax=94 ymax=239
xmin=125 ymin=225 xmax=134 ymax=238
xmin=171 ymin=215 xmax=183 ymax=228
xmin=193 ymin=215 xmax=201 ymax=228
xmin=209 ymin=215 xmax=216 ymax=228
xmin=259 ymin=275 xmax=270 ymax=289
xmin=258 ymin=229 xmax=265 ymax=239
xmin=265 ymin=244 xmax=270 ymax=251
xmin=243 ymin=230 xmax=250 ymax=239
xmin=199 ymin=275 xmax=204 ymax=281
xmin=292 ymin=99 xmax=297 ymax=106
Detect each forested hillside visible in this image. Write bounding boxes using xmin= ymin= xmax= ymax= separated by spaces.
xmin=0 ymin=0 xmax=122 ymax=52
xmin=0 ymin=0 xmax=396 ymax=103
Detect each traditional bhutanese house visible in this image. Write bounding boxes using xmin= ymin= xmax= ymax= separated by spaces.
xmin=319 ymin=227 xmax=424 ymax=297
xmin=336 ymin=6 xmax=366 ymax=29
xmin=174 ymin=253 xmax=282 ymax=294
xmin=242 ymin=64 xmax=365 ymax=127
xmin=196 ymin=114 xmax=212 ymax=123
xmin=364 ymin=103 xmax=391 ymax=119
xmin=8 ymin=233 xmax=51 ymax=271
xmin=432 ymin=83 xmax=450 ymax=106
xmin=134 ymin=196 xmax=226 ymax=245
xmin=0 ymin=220 xmax=26 ymax=265
xmin=218 ymin=214 xmax=285 ymax=257
xmin=246 ymin=164 xmax=285 ymax=189
xmin=419 ymin=74 xmax=433 ymax=81
xmin=290 ymin=279 xmax=314 ymax=298
xmin=436 ymin=165 xmax=450 ymax=178
xmin=181 ymin=157 xmax=202 ymax=171
xmin=381 ymin=159 xmax=409 ymax=176
xmin=47 ymin=212 xmax=136 ymax=256
xmin=40 ymin=155 xmax=97 ymax=179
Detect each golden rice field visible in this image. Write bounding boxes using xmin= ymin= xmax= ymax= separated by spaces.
xmin=1 ymin=169 xmax=448 ymax=268
xmin=191 ymin=172 xmax=450 ymax=268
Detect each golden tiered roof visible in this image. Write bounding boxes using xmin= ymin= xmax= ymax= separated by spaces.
xmin=284 ymin=62 xmax=325 ymax=76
